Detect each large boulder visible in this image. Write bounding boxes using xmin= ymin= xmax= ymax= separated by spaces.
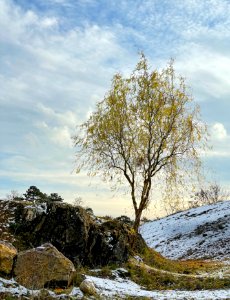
xmin=14 ymin=243 xmax=76 ymax=289
xmin=0 ymin=241 xmax=17 ymax=275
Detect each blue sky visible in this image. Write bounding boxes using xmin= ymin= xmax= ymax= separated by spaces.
xmin=1 ymin=0 xmax=230 ymax=217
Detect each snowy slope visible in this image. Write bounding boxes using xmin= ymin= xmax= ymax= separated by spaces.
xmin=140 ymin=200 xmax=230 ymax=260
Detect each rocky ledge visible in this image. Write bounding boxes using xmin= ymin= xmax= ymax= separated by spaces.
xmin=0 ymin=200 xmax=146 ymax=267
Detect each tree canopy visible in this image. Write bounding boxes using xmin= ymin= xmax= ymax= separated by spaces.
xmin=74 ymin=54 xmax=207 ymax=231
xmin=23 ymin=186 xmax=63 ymax=203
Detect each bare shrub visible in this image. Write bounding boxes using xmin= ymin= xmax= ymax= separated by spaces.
xmin=189 ymin=183 xmax=229 ymax=208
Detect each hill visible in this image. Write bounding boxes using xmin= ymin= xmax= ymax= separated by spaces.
xmin=0 ymin=199 xmax=230 ymax=299
xmin=140 ymin=200 xmax=230 ymax=260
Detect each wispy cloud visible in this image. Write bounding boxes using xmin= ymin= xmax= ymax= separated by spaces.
xmin=0 ymin=0 xmax=132 ymax=205
xmin=1 ymin=0 xmax=230 ymax=215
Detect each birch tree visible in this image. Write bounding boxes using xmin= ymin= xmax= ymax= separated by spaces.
xmin=73 ymin=54 xmax=207 ymax=231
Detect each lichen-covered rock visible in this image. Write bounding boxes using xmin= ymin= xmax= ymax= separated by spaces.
xmin=79 ymin=279 xmax=97 ymax=296
xmin=0 ymin=241 xmax=17 ymax=275
xmin=14 ymin=243 xmax=76 ymax=289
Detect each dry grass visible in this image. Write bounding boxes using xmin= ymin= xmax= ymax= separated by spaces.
xmin=126 ymin=248 xmax=230 ymax=290
xmin=141 ymin=247 xmax=221 ymax=275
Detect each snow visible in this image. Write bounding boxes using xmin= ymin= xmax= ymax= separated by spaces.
xmin=86 ymin=274 xmax=230 ymax=299
xmin=25 ymin=202 xmax=47 ymax=214
xmin=69 ymin=287 xmax=83 ymax=297
xmin=140 ymin=200 xmax=230 ymax=260
xmin=1 ymin=274 xmax=229 ymax=300
xmin=0 ymin=277 xmax=33 ymax=296
xmin=0 ymin=277 xmax=83 ymax=299
xmin=133 ymin=255 xmax=143 ymax=262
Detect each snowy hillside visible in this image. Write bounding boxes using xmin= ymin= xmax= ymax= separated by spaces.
xmin=140 ymin=200 xmax=230 ymax=260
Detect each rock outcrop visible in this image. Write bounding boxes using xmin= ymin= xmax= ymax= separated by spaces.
xmin=10 ymin=201 xmax=146 ymax=267
xmin=14 ymin=243 xmax=76 ymax=289
xmin=0 ymin=241 xmax=17 ymax=275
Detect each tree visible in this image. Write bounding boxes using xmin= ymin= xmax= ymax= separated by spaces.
xmin=74 ymin=54 xmax=207 ymax=232
xmin=73 ymin=196 xmax=84 ymax=207
xmin=189 ymin=183 xmax=229 ymax=208
xmin=24 ymin=186 xmax=64 ymax=203
xmin=5 ymin=190 xmax=24 ymax=201
xmin=24 ymin=186 xmax=47 ymax=203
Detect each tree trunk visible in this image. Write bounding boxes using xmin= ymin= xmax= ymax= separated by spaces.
xmin=133 ymin=208 xmax=143 ymax=233
xmin=132 ymin=178 xmax=151 ymax=232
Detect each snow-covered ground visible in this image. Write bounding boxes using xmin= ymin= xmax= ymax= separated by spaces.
xmin=86 ymin=274 xmax=230 ymax=299
xmin=140 ymin=200 xmax=230 ymax=260
xmin=0 ymin=277 xmax=84 ymax=299
xmin=1 ymin=276 xmax=230 ymax=300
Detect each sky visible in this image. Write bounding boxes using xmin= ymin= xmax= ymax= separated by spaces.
xmin=0 ymin=0 xmax=230 ymax=218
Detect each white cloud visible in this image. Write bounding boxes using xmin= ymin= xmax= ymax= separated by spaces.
xmin=176 ymin=44 xmax=230 ymax=101
xmin=50 ymin=126 xmax=73 ymax=148
xmin=205 ymin=150 xmax=230 ymax=158
xmin=211 ymin=123 xmax=228 ymax=140
xmin=40 ymin=17 xmax=58 ymax=28
xmin=35 ymin=121 xmax=73 ymax=148
xmin=36 ymin=103 xmax=77 ymax=127
xmin=204 ymin=123 xmax=230 ymax=158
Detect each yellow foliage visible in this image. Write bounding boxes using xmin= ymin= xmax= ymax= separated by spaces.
xmin=74 ymin=53 xmax=208 ymax=231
